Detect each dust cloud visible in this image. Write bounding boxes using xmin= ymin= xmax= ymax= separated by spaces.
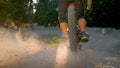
xmin=0 ymin=27 xmax=44 ymax=67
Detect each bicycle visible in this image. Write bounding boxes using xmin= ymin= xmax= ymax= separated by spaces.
xmin=67 ymin=3 xmax=83 ymax=52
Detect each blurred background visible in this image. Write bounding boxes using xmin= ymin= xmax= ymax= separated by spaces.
xmin=0 ymin=0 xmax=119 ymax=29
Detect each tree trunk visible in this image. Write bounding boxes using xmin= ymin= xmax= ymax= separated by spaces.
xmin=28 ymin=0 xmax=34 ymax=30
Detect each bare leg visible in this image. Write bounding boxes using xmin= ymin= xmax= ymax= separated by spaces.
xmin=78 ymin=18 xmax=86 ymax=32
xmin=60 ymin=22 xmax=68 ymax=38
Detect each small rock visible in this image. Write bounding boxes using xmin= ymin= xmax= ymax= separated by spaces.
xmin=101 ymin=28 xmax=107 ymax=36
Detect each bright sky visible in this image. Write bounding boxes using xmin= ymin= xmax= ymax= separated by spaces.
xmin=33 ymin=0 xmax=37 ymax=13
xmin=33 ymin=0 xmax=37 ymax=3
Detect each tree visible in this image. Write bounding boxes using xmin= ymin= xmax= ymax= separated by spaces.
xmin=28 ymin=0 xmax=35 ymax=29
xmin=0 ymin=0 xmax=29 ymax=28
xmin=34 ymin=0 xmax=58 ymax=27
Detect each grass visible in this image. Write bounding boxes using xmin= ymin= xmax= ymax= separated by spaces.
xmin=40 ymin=34 xmax=63 ymax=49
xmin=19 ymin=33 xmax=63 ymax=49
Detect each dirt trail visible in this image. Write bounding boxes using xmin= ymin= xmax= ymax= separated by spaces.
xmin=0 ymin=27 xmax=120 ymax=68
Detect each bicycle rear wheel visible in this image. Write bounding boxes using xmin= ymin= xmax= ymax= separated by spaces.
xmin=68 ymin=3 xmax=79 ymax=51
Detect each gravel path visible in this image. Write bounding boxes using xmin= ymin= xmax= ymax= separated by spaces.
xmin=0 ymin=26 xmax=120 ymax=68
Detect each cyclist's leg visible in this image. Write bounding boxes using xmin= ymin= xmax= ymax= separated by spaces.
xmin=75 ymin=0 xmax=86 ymax=32
xmin=75 ymin=0 xmax=89 ymax=42
xmin=57 ymin=0 xmax=69 ymax=38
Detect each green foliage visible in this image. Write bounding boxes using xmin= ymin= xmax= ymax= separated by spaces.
xmin=34 ymin=0 xmax=58 ymax=27
xmin=0 ymin=0 xmax=116 ymax=28
xmin=10 ymin=0 xmax=29 ymax=22
xmin=0 ymin=0 xmax=29 ymax=25
xmin=41 ymin=35 xmax=62 ymax=49
xmin=0 ymin=1 xmax=9 ymax=24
